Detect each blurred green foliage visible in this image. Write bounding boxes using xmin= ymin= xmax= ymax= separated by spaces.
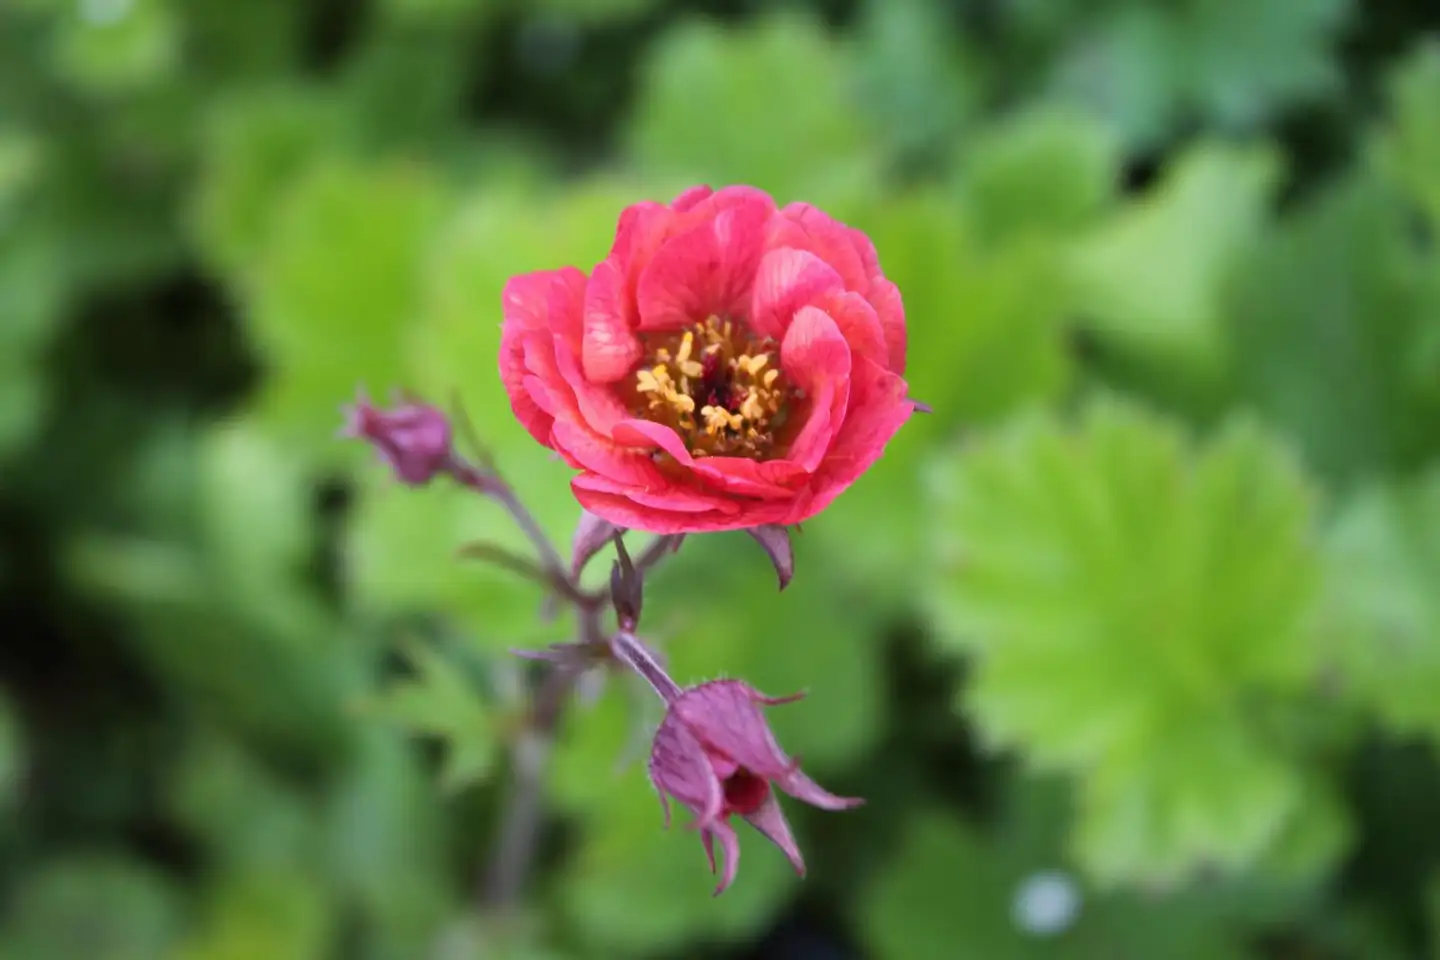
xmin=3 ymin=0 xmax=1440 ymax=958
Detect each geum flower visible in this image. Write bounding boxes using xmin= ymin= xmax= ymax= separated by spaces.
xmin=648 ymin=679 xmax=862 ymax=895
xmin=499 ymin=185 xmax=918 ymax=534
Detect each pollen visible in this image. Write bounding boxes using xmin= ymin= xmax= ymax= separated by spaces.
xmin=627 ymin=315 xmax=793 ymax=459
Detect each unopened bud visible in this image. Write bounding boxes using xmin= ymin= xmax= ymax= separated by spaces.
xmin=340 ymin=389 xmax=452 ymax=485
xmin=610 ymin=533 xmax=643 ymax=629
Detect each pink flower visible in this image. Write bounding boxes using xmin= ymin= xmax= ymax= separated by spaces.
xmin=648 ymin=680 xmax=863 ymax=895
xmin=499 ymin=185 xmax=917 ymax=534
xmin=341 ymin=391 xmax=453 ymax=485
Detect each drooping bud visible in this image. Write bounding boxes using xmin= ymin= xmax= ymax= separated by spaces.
xmin=647 ymin=679 xmax=863 ymax=895
xmin=340 ymin=389 xmax=452 ymax=486
xmin=745 ymin=525 xmax=795 ymax=591
xmin=572 ymin=510 xmax=623 ymax=579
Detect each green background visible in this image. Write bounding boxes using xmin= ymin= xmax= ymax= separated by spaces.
xmin=3 ymin=0 xmax=1440 ymax=957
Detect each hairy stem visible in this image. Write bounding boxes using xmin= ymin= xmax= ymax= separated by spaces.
xmin=610 ymin=629 xmax=683 ymax=702
xmin=480 ymin=531 xmax=682 ymax=914
xmin=448 ymin=456 xmax=570 ymax=586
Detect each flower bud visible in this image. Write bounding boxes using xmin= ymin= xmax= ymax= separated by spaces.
xmin=609 ymin=534 xmax=643 ymax=630
xmin=341 ymin=390 xmax=452 ymax=485
xmin=648 ymin=679 xmax=862 ymax=895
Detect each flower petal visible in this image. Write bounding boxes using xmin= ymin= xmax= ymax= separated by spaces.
xmin=870 ymin=277 xmax=907 ymax=374
xmin=583 ymin=258 xmax=644 ymax=383
xmin=742 ymin=792 xmax=805 ymax=877
xmin=502 ymin=270 xmax=579 ymax=446
xmin=693 ymin=457 xmax=806 ymax=500
xmin=794 ymin=355 xmax=914 ymax=522
xmin=610 ymin=199 xmax=672 ymax=264
xmin=572 ymin=483 xmax=740 ymax=534
xmin=816 ymin=289 xmax=889 ymax=369
xmin=702 ymin=821 xmax=742 ymax=896
xmin=768 ymin=202 xmax=870 ymax=292
xmin=636 ymin=196 xmax=773 ymax=332
xmin=750 ymin=248 xmax=844 ymax=341
xmin=670 ymin=680 xmax=797 ymax=781
xmin=773 ymin=767 xmax=865 ymax=812
xmin=521 ymin=373 xmax=559 ymax=419
xmin=672 ymin=184 xmax=715 ymax=212
xmin=554 ymin=418 xmax=665 ymax=481
xmin=650 ymin=709 xmax=724 ymax=828
xmin=502 ymin=269 xmax=564 ymax=332
xmin=612 ymin=417 xmax=695 ymax=458
xmin=780 ymin=305 xmax=852 ymax=473
xmin=553 ymin=340 xmax=630 ymax=436
xmin=501 ymin=330 xmax=553 ymax=446
xmin=572 ymin=471 xmax=742 ymax=515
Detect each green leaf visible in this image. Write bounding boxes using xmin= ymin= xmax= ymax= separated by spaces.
xmin=526 ymin=0 xmax=663 ymax=23
xmin=853 ymin=0 xmax=982 ymax=169
xmin=1068 ymin=141 xmax=1280 ymax=378
xmin=196 ymin=418 xmax=329 ymax=642
xmin=378 ymin=0 xmax=489 ymax=24
xmin=244 ymin=157 xmax=446 ymax=450
xmin=166 ymin=734 xmax=321 ymax=873
xmin=175 ymin=869 xmax=334 ymax=960
xmin=555 ymin=771 xmax=792 ymax=955
xmin=345 ymin=477 xmax=563 ymax=649
xmin=1175 ymin=0 xmax=1347 ymax=129
xmin=1375 ymin=40 xmax=1440 ymax=227
xmin=0 ymin=692 xmax=22 ymax=812
xmin=427 ymin=913 xmax=576 ymax=960
xmin=1044 ymin=0 xmax=1348 ymax=149
xmin=191 ymin=86 xmax=345 ymax=276
xmin=0 ymin=208 xmax=67 ymax=457
xmin=956 ymin=106 xmax=1121 ymax=246
xmin=323 ymin=729 xmax=453 ymax=959
xmin=1323 ymin=468 xmax=1440 ymax=742
xmin=806 ymin=186 xmax=1077 ymax=610
xmin=49 ymin=0 xmax=180 ymax=93
xmin=927 ymin=399 xmax=1340 ymax=884
xmin=626 ymin=12 xmax=874 ymax=200
xmin=361 ymin=638 xmax=497 ymax=793
xmin=2 ymin=854 xmax=183 ymax=960
xmin=861 ymin=777 xmax=1282 ymax=960
xmin=1224 ymin=173 xmax=1440 ymax=487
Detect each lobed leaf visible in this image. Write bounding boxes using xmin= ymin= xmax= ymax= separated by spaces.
xmin=927 ymin=398 xmax=1341 ymax=883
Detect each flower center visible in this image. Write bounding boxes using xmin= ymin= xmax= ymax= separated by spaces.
xmin=721 ymin=767 xmax=770 ymax=816
xmin=628 ymin=316 xmax=792 ymax=459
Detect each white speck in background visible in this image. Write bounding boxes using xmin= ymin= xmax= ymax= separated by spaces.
xmin=1012 ymin=868 xmax=1083 ymax=937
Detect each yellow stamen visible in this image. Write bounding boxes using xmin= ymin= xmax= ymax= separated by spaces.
xmin=740 ymin=388 xmax=764 ymax=421
xmin=629 ymin=316 xmax=791 ymax=459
